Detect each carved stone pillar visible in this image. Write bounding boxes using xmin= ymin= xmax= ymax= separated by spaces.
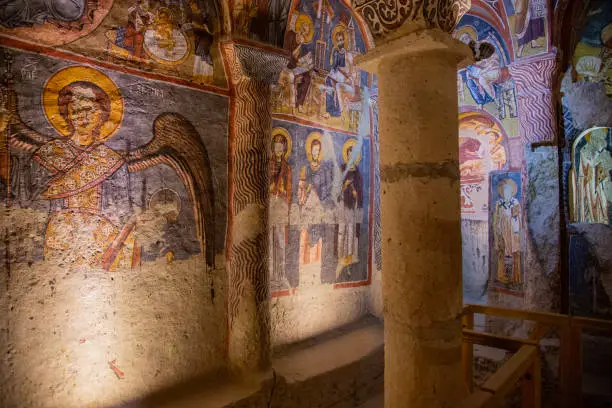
xmin=508 ymin=53 xmax=559 ymax=145
xmin=221 ymin=43 xmax=288 ymax=373
xmin=353 ymin=0 xmax=471 ymax=404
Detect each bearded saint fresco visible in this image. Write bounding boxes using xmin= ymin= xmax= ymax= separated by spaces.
xmin=297 ymin=132 xmax=336 ymax=281
xmin=492 ymin=175 xmax=522 ymax=286
xmin=336 ymin=139 xmax=362 ymax=278
xmin=279 ymin=13 xmax=314 ymax=114
xmin=0 ymin=65 xmax=215 ymax=270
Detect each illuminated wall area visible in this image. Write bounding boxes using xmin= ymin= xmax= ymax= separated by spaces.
xmin=0 ymin=0 xmax=381 ymax=406
xmin=0 ymin=48 xmax=229 ymax=407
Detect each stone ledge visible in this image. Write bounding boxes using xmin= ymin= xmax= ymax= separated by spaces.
xmin=120 ymin=316 xmax=384 ymax=408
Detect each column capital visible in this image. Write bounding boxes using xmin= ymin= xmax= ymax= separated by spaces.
xmin=355 ymin=28 xmax=473 ymax=73
xmin=221 ymin=41 xmax=289 ymax=85
xmin=508 ymin=52 xmax=560 ymax=145
xmin=352 ymin=0 xmax=471 ymax=44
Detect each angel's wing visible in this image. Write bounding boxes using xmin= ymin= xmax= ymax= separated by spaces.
xmin=8 ymin=121 xmax=54 ymax=153
xmin=126 ymin=113 xmax=216 ymax=268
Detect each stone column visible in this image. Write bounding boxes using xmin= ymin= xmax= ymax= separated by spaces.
xmin=356 ymin=30 xmax=472 ymax=407
xmin=221 ymin=43 xmax=288 ymax=373
xmin=508 ymin=53 xmax=561 ymax=312
xmin=352 ymin=0 xmax=471 ymax=405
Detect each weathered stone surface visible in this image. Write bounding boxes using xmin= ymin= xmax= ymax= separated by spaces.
xmin=524 ymin=146 xmax=561 ymax=312
xmin=462 ymin=219 xmax=488 ymax=305
xmin=561 ymin=72 xmax=612 ymax=131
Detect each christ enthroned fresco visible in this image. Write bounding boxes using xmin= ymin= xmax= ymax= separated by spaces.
xmin=0 ymin=64 xmax=216 ymax=271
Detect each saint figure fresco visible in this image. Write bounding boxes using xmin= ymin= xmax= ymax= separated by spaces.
xmin=455 ymin=25 xmax=514 ymax=111
xmin=503 ymin=0 xmax=547 ymax=57
xmin=1 ymin=65 xmax=216 ymax=270
xmin=269 ymin=128 xmax=292 ymax=291
xmin=336 ymin=139 xmax=363 ymax=278
xmin=297 ymin=131 xmax=334 ymax=271
xmin=572 ymin=1 xmax=612 ymax=96
xmin=278 ymin=13 xmax=314 ymax=114
xmin=491 ymin=174 xmax=522 ymax=287
xmin=570 ymin=127 xmax=612 ymax=225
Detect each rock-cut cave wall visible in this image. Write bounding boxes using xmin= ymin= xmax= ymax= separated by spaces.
xmin=0 ymin=0 xmax=383 ymax=407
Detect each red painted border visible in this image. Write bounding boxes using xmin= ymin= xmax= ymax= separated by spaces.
xmin=271 ymin=288 xmax=298 ymax=298
xmin=492 ymin=285 xmax=525 ymax=298
xmin=0 ymin=35 xmax=231 ymax=96
xmin=273 ymin=114 xmax=360 ymax=137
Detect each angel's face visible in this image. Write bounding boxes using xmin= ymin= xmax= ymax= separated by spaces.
xmin=67 ymin=95 xmax=103 ymax=146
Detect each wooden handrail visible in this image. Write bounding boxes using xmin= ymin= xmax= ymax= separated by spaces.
xmin=460 ymin=344 xmax=539 ymax=408
xmin=463 ymin=329 xmax=539 ymax=351
xmin=461 ymin=304 xmax=612 ymax=408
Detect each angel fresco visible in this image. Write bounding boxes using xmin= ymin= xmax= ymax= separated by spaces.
xmin=0 ymin=66 xmax=215 ymax=270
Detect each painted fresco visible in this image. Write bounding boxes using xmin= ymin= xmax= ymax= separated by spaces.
xmin=456 ymin=17 xmax=518 ymax=121
xmin=489 ymin=171 xmax=523 ymax=295
xmin=502 ymin=0 xmax=548 ymax=58
xmin=459 ymin=111 xmax=509 ymax=220
xmin=455 ymin=14 xmax=522 ymax=303
xmin=232 ymin=0 xmax=291 ymax=47
xmin=0 ymin=0 xmax=113 ymax=45
xmin=572 ymin=0 xmax=612 ymax=96
xmin=570 ymin=127 xmax=612 ymax=225
xmin=271 ymin=0 xmax=370 ymax=133
xmin=0 ymin=0 xmax=226 ymax=88
xmin=0 ymin=47 xmax=228 ymax=271
xmin=268 ymin=120 xmax=371 ymax=294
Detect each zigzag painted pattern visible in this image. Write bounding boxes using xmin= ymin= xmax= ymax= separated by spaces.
xmin=515 ymin=90 xmax=555 ymax=144
xmin=223 ymin=43 xmax=272 ymax=333
xmin=371 ymin=100 xmax=382 ymax=271
xmin=509 ymin=57 xmax=557 ymax=144
xmin=231 ymin=78 xmax=271 ymax=215
xmin=227 ymin=234 xmax=269 ymax=329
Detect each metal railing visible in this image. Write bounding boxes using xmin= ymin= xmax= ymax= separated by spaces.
xmin=461 ymin=304 xmax=612 ymax=408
